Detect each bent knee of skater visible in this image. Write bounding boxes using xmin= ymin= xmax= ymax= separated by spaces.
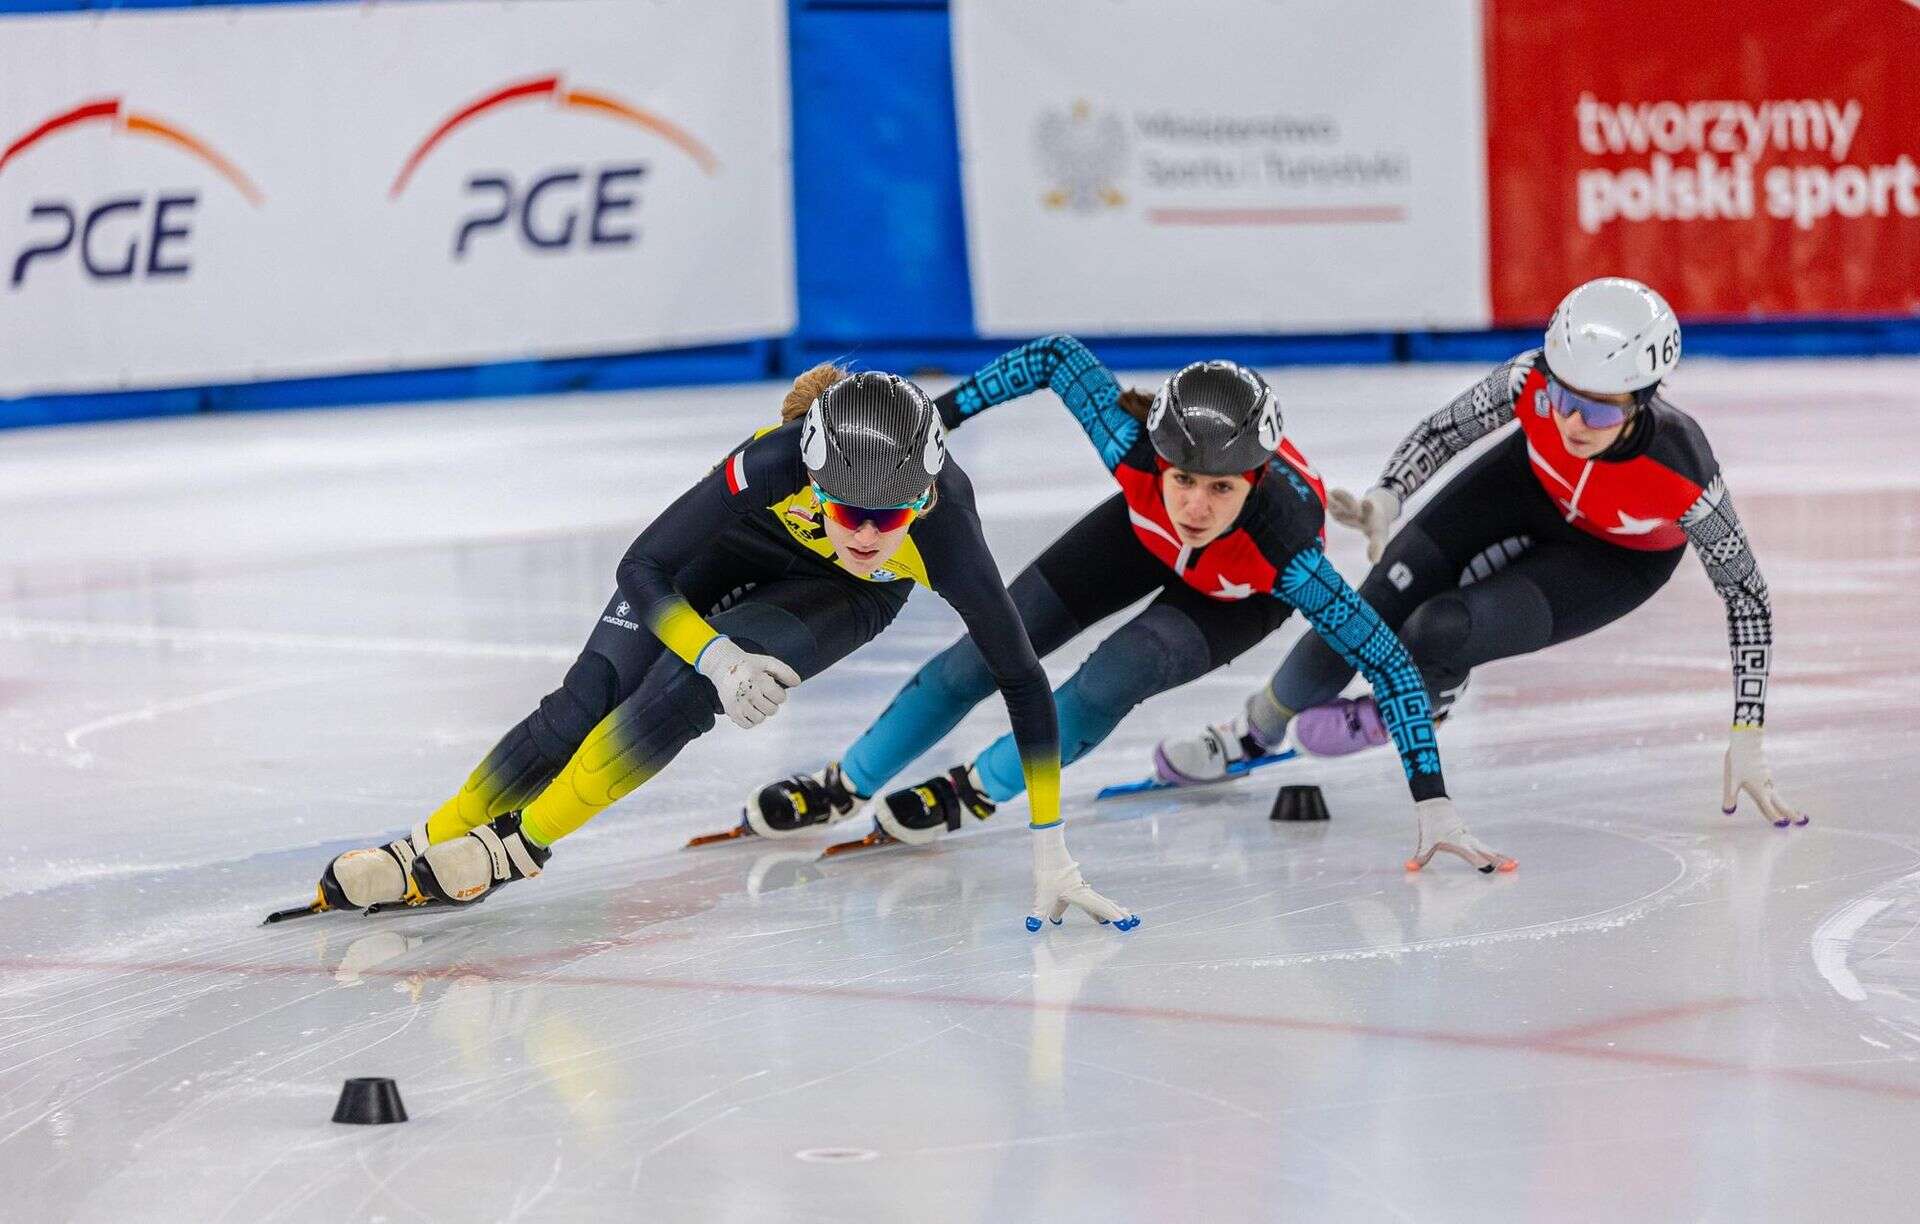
xmin=1076 ymin=622 xmax=1201 ymax=710
xmin=1399 ymin=594 xmax=1473 ymax=661
xmin=530 ymin=653 xmax=621 ymax=758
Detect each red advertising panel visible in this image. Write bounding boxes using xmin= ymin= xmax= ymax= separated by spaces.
xmin=1486 ymin=1 xmax=1920 ymax=323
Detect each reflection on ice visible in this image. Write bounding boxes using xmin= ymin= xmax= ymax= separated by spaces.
xmin=2 ymin=360 xmax=1919 ymax=1221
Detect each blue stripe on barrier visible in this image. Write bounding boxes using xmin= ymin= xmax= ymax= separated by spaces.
xmin=0 ymin=2 xmax=339 ymax=13
xmin=1 ymin=341 xmax=781 ymax=431
xmin=782 ymin=333 xmax=1400 ymax=378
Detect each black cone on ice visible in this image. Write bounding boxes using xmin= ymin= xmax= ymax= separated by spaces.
xmin=332 ymin=1077 xmax=408 ymax=1124
xmin=1270 ymin=785 xmax=1330 ymax=823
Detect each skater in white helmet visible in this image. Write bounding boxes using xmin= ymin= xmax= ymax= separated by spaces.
xmin=1156 ymin=277 xmax=1806 ymax=830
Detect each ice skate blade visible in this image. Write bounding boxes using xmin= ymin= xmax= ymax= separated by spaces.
xmin=818 ymin=829 xmax=898 ymax=858
xmin=1097 ymin=748 xmax=1297 ymax=800
xmin=262 ymin=900 xmax=332 ymax=925
xmin=686 ymin=821 xmax=756 ymax=849
xmin=363 ymin=895 xmax=456 ymax=916
xmin=263 ymin=885 xmax=333 ymax=925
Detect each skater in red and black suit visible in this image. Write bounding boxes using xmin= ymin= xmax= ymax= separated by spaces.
xmin=1157 ymin=277 xmax=1806 ymax=829
xmin=728 ymin=336 xmax=1512 ymax=874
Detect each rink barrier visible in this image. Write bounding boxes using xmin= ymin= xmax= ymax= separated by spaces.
xmin=3 ymin=0 xmax=1917 ymax=430
xmin=0 ymin=341 xmax=780 ymax=430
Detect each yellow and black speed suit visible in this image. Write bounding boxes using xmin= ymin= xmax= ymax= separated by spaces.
xmin=422 ymin=417 xmax=1062 ymax=848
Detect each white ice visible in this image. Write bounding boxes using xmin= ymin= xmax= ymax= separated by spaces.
xmin=1 ymin=358 xmax=1917 ymax=1223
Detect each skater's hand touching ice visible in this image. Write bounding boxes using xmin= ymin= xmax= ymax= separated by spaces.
xmin=1326 ymin=486 xmax=1399 ymax=563
xmin=1722 ymin=726 xmax=1807 ymax=827
xmin=1028 ymin=825 xmax=1138 ymax=932
xmin=697 ymin=637 xmax=801 ymax=729
xmin=1407 ymin=797 xmax=1515 ymax=874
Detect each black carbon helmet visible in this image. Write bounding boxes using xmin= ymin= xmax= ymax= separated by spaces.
xmin=801 ymin=372 xmax=947 ymax=507
xmin=1147 ymin=360 xmax=1282 ymax=476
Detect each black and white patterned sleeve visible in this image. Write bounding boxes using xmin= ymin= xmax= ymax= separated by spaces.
xmin=1376 ymin=358 xmax=1525 ymax=502
xmin=1678 ymin=474 xmax=1772 ymax=727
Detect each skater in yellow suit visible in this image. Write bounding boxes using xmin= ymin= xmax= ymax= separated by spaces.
xmin=297 ymin=368 xmax=1133 ymax=931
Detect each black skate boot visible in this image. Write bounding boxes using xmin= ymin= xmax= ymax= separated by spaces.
xmin=688 ymin=762 xmax=869 ymax=847
xmin=822 ymin=765 xmax=996 ymax=856
xmin=411 ymin=812 xmax=551 ymax=906
xmin=746 ymin=761 xmax=867 ymax=837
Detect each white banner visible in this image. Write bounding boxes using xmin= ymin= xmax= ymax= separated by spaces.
xmin=0 ymin=0 xmax=792 ymax=395
xmin=951 ymin=0 xmax=1490 ymax=335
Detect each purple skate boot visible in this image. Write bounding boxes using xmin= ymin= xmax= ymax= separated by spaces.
xmin=1293 ymin=697 xmax=1389 ymax=757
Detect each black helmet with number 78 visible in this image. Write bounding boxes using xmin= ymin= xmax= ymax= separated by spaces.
xmin=1147 ymin=360 xmax=1283 ymax=476
xmin=800 ymin=372 xmax=947 ymax=508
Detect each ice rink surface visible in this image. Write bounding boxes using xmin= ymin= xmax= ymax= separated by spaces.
xmin=2 ymin=358 xmax=1917 ymax=1223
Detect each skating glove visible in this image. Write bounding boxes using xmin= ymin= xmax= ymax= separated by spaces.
xmin=696 ymin=637 xmax=801 ymax=729
xmin=1722 ymin=726 xmax=1807 ymax=827
xmin=1028 ymin=824 xmax=1138 ymax=931
xmin=1327 ymin=486 xmax=1400 ymax=563
xmin=1407 ymin=797 xmax=1516 ymax=874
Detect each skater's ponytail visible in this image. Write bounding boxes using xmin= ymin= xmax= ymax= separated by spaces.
xmin=782 ymin=363 xmax=849 ymax=423
xmin=1117 ymin=387 xmax=1153 ymax=423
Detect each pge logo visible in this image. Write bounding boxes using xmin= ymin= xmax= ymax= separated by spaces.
xmin=389 ymin=75 xmax=718 ymax=261
xmin=0 ymin=97 xmax=263 ymax=290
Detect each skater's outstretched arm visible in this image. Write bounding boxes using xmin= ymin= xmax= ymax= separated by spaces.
xmin=1677 ymin=474 xmax=1774 ymax=729
xmin=1677 ymin=474 xmax=1805 ymax=826
xmin=1275 ymin=546 xmax=1513 ymax=873
xmin=914 ymin=466 xmax=1062 ymax=827
xmin=915 ymin=464 xmax=1135 ymax=928
xmin=1273 ymin=546 xmax=1444 ymax=801
xmin=933 ymin=334 xmax=1139 ymax=471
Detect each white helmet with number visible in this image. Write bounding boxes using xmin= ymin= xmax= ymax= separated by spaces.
xmin=1543 ymin=277 xmax=1681 ymax=395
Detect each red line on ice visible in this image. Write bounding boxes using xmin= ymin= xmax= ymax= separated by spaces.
xmin=1532 ymin=997 xmax=1758 ymax=1043
xmin=3 ymin=954 xmax=1914 ymax=1102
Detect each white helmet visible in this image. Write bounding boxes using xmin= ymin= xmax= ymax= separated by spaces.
xmin=1543 ymin=277 xmax=1681 ymax=395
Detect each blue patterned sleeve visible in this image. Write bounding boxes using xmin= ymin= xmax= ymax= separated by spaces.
xmin=1276 ymin=547 xmax=1447 ymax=801
xmin=936 ymin=334 xmax=1140 ymax=471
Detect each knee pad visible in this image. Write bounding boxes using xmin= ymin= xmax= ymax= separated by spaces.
xmin=571 ymin=660 xmax=717 ymax=802
xmin=528 ymin=653 xmax=621 ymax=765
xmin=1398 ymin=594 xmax=1474 ymax=670
xmin=635 ymin=659 xmax=719 ymax=744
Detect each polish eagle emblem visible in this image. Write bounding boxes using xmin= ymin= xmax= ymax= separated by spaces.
xmin=1034 ymin=100 xmax=1128 ymax=212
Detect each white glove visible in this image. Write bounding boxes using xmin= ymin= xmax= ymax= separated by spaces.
xmin=1407 ymin=797 xmax=1515 ymax=874
xmin=1326 ymin=486 xmax=1400 ymax=563
xmin=696 ymin=637 xmax=800 ymax=729
xmin=1722 ymin=726 xmax=1807 ymax=827
xmin=1028 ymin=824 xmax=1137 ymax=931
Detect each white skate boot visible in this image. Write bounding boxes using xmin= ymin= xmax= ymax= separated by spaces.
xmin=318 ymin=823 xmax=430 ymax=911
xmin=412 ymin=812 xmax=551 ymax=905
xmin=1153 ymin=715 xmax=1267 ymax=786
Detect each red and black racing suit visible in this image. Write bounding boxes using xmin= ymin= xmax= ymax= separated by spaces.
xmin=1255 ymin=349 xmax=1774 ymax=736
